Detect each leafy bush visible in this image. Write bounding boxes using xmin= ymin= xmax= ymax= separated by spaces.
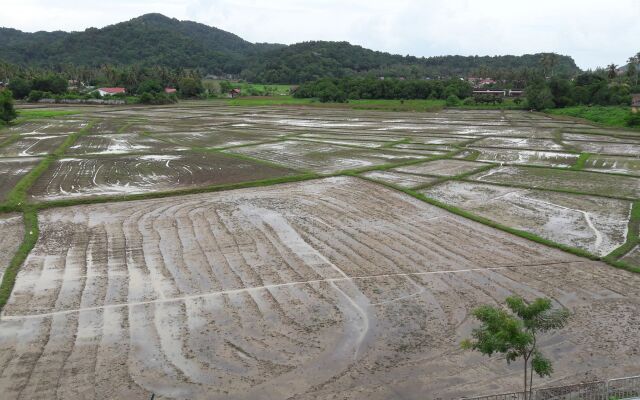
xmin=626 ymin=112 xmax=640 ymax=127
xmin=7 ymin=78 xmax=32 ymax=99
xmin=463 ymin=97 xmax=476 ymax=106
xmin=31 ymin=75 xmax=67 ymax=94
xmin=526 ymin=82 xmax=555 ymax=110
xmin=446 ymin=95 xmax=461 ymax=106
xmin=27 ymin=90 xmax=46 ymax=102
xmin=0 ymin=89 xmax=17 ymax=123
xmin=178 ymin=77 xmax=204 ymax=98
xmin=137 ymin=79 xmax=164 ymax=94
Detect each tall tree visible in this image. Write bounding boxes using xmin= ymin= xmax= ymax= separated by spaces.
xmin=462 ymin=296 xmax=570 ymax=399
xmin=607 ymin=63 xmax=618 ymax=80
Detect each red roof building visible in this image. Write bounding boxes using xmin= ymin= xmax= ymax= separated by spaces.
xmin=164 ymin=88 xmax=177 ymax=94
xmin=98 ymin=87 xmax=126 ymax=96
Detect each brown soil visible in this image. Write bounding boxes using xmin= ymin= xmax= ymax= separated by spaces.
xmin=1 ymin=177 xmax=638 ymax=399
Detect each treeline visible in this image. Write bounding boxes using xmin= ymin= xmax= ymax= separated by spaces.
xmin=293 ymin=77 xmax=473 ymax=102
xmin=526 ymin=71 xmax=639 ymax=110
xmin=3 ymin=64 xmax=205 ymax=104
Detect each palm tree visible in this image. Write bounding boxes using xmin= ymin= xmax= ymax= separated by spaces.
xmin=607 ymin=63 xmax=618 ymax=80
xmin=540 ymin=54 xmax=558 ymax=78
xmin=627 ymin=57 xmax=639 ymax=86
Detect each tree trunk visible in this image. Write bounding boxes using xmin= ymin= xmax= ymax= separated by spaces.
xmin=529 ymin=359 xmax=535 ymax=400
xmin=524 ymin=357 xmax=529 ymax=400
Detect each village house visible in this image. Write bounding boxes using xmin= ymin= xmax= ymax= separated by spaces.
xmin=164 ymin=87 xmax=177 ymax=94
xmin=97 ymin=87 xmax=126 ymax=96
xmin=467 ymin=77 xmax=497 ymax=88
xmin=632 ymin=93 xmax=640 ymax=113
xmin=229 ymin=88 xmax=241 ymax=98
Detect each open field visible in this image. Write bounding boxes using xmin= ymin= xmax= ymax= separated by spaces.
xmin=1 ymin=177 xmax=639 ymax=400
xmin=0 ymin=103 xmax=639 ymax=399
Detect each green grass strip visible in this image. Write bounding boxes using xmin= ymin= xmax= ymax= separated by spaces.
xmin=604 ymin=201 xmax=640 ymax=271
xmin=0 ymin=209 xmax=38 ymax=312
xmin=571 ymin=153 xmax=591 ymax=170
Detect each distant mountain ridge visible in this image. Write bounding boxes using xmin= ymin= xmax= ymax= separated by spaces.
xmin=0 ymin=13 xmax=581 ymax=83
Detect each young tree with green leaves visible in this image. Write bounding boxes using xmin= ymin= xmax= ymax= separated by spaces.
xmin=462 ymin=296 xmax=570 ymax=399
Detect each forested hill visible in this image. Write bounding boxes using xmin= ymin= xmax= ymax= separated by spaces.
xmin=0 ymin=13 xmax=580 ymax=83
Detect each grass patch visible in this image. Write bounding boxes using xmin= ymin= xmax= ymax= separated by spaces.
xmin=571 ymin=153 xmax=591 ymax=170
xmin=16 ymin=109 xmax=81 ymax=121
xmin=0 ymin=209 xmax=38 ymax=312
xmin=547 ymin=106 xmax=638 ymax=129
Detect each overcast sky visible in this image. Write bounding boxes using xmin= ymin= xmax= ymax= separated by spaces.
xmin=2 ymin=0 xmax=639 ymax=70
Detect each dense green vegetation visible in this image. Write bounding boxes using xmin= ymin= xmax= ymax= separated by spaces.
xmin=294 ymin=77 xmax=473 ymax=102
xmin=0 ymin=13 xmax=578 ymax=84
xmin=240 ymin=41 xmax=578 ymax=84
xmin=547 ymin=106 xmax=639 ymax=128
xmin=0 ymin=89 xmax=17 ymax=123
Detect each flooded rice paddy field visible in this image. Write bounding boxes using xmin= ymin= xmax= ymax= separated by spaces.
xmin=1 ymin=177 xmax=639 ymax=399
xmin=0 ymin=104 xmax=639 ymax=398
xmin=28 ymin=153 xmax=295 ymax=201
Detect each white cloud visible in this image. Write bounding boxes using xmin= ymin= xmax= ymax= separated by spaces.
xmin=1 ymin=0 xmax=638 ymax=69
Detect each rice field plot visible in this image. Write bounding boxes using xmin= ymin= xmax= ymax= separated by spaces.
xmin=0 ymin=157 xmax=41 ymax=202
xmin=151 ymin=129 xmax=287 ymax=149
xmin=6 ymin=119 xmax=89 ymax=135
xmin=473 ymin=137 xmax=565 ymax=151
xmin=28 ymin=152 xmax=295 ymax=201
xmin=225 ymin=140 xmax=425 ymax=173
xmin=421 ymin=181 xmax=632 ymax=256
xmin=66 ymin=133 xmax=188 ymax=155
xmin=0 ymin=213 xmax=23 ymax=279
xmin=359 ymin=170 xmax=439 ymax=188
xmin=469 ymin=166 xmax=640 ymax=198
xmin=0 ymin=135 xmax=68 ymax=157
xmin=0 ymin=177 xmax=638 ymax=399
xmin=471 ymin=148 xmax=579 ymax=168
xmin=583 ymin=155 xmax=640 ymax=176
xmin=562 ymin=132 xmax=640 ymax=143
xmin=394 ymin=159 xmax=487 ymax=177
xmin=564 ymin=141 xmax=640 ymax=155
